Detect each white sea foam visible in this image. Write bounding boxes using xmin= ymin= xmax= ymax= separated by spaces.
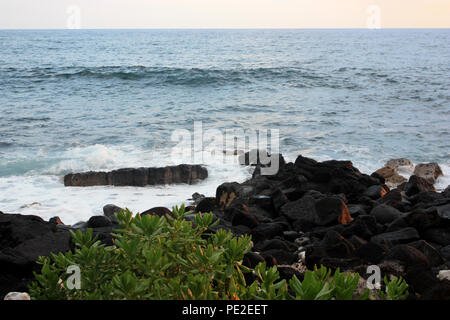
xmin=0 ymin=144 xmax=251 ymax=224
xmin=44 ymin=144 xmax=157 ymax=175
xmin=0 ymin=144 xmax=448 ymax=224
xmin=435 ymin=165 xmax=450 ymax=192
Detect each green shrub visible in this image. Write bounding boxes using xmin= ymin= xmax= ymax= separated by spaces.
xmin=28 ymin=205 xmax=408 ymax=300
xmin=378 ymin=275 xmax=409 ymax=300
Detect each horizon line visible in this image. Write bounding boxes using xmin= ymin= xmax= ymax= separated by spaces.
xmin=1 ymin=27 xmax=450 ymax=31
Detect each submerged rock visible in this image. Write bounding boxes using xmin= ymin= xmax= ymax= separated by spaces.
xmin=64 ymin=171 xmax=109 ymax=187
xmin=385 ymin=158 xmax=414 ymax=169
xmin=413 ymin=163 xmax=443 ymax=184
xmin=373 ymin=167 xmax=407 ymax=188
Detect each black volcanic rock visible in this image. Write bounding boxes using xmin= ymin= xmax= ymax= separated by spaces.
xmin=0 ymin=214 xmax=72 ymax=299
xmin=355 ymin=242 xmax=386 ymax=264
xmin=280 ymin=194 xmax=353 ymax=227
xmin=87 ymin=216 xmax=112 ymax=228
xmin=370 ymin=204 xmax=404 ymax=224
xmin=141 ymin=207 xmax=173 ymax=218
xmin=249 ymin=194 xmax=273 ymax=213
xmin=216 ymin=182 xmax=245 ymax=210
xmin=386 ymin=217 xmax=409 ymax=232
xmin=436 ymin=203 xmax=450 ymax=220
xmin=404 ymin=208 xmax=442 ymax=231
xmin=405 ymin=266 xmax=439 ymax=296
xmin=64 ymin=171 xmax=109 ymax=187
xmin=49 ymin=216 xmax=65 ymax=225
xmin=103 ymin=204 xmax=123 ymax=224
xmin=370 ymin=227 xmax=420 ymax=247
xmin=408 ymin=240 xmax=444 ymax=267
xmin=403 ymin=175 xmax=436 ymax=196
xmin=231 ymin=210 xmax=260 ymax=229
xmin=195 ymin=197 xmax=217 ymax=213
xmin=409 ymin=191 xmax=444 ymax=207
xmin=384 ymin=245 xmax=430 ymax=269
xmin=315 ymin=197 xmax=353 ymax=226
xmin=293 ymin=156 xmax=373 ymax=201
xmin=347 ymin=204 xmax=367 ymax=218
xmin=440 ymin=245 xmax=450 ymax=261
xmin=254 ymin=238 xmax=297 ymax=252
xmin=364 ymin=185 xmax=388 ymax=200
xmin=278 ymin=266 xmax=304 ymax=282
xmin=271 ymin=188 xmax=289 ymax=214
xmin=109 ymin=167 xmax=149 ymax=186
xmin=280 ymin=194 xmax=317 ymax=223
xmin=322 ymin=230 xmax=356 ymax=259
xmin=260 ymin=249 xmax=297 ymax=265
xmin=238 ymin=149 xmax=286 ymax=168
xmin=341 ymin=215 xmax=379 ymax=240
xmin=422 ymin=228 xmax=450 ymax=246
xmin=377 ymin=189 xmax=411 ymax=212
xmin=443 ymin=185 xmax=450 ymax=198
xmin=64 ymin=164 xmax=208 ymax=187
xmin=251 ymin=222 xmax=284 ymax=243
xmin=422 ymin=281 xmax=450 ymax=300
xmin=243 ymin=251 xmax=265 ymax=269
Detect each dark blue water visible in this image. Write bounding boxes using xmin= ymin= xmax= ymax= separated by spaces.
xmin=0 ymin=29 xmax=449 ymax=223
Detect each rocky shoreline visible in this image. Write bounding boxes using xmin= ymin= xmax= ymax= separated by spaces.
xmin=1 ymin=153 xmax=450 ymax=299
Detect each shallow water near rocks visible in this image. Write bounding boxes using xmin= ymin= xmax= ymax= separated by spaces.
xmin=0 ymin=29 xmax=449 ymax=224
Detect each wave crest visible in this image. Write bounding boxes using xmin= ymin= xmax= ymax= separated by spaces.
xmin=5 ymin=66 xmax=358 ymax=89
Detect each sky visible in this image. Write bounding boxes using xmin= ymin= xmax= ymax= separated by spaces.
xmin=0 ymin=0 xmax=449 ymax=29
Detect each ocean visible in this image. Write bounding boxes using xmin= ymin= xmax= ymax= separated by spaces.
xmin=0 ymin=29 xmax=449 ymax=224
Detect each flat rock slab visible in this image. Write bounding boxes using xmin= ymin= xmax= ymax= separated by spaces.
xmin=64 ymin=164 xmax=208 ymax=187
